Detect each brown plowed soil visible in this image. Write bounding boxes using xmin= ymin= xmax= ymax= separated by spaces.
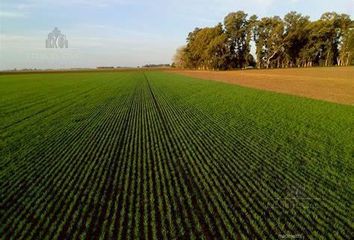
xmin=170 ymin=67 xmax=354 ymax=105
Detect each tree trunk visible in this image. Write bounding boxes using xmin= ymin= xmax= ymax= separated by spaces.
xmin=325 ymin=51 xmax=331 ymax=67
xmin=346 ymin=52 xmax=351 ymax=66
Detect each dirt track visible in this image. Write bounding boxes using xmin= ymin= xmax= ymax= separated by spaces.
xmin=170 ymin=67 xmax=354 ymax=105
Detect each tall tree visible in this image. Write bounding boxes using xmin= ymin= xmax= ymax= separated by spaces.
xmin=337 ymin=15 xmax=353 ymax=66
xmin=321 ymin=12 xmax=340 ymax=66
xmin=283 ymin=12 xmax=310 ymax=67
xmin=176 ymin=10 xmax=353 ymax=70
xmin=205 ymin=33 xmax=229 ymax=70
xmin=254 ymin=16 xmax=285 ymax=68
xmin=183 ymin=28 xmax=202 ymax=68
xmin=172 ymin=46 xmax=187 ymax=68
xmin=224 ymin=11 xmax=253 ymax=68
xmin=184 ymin=24 xmax=227 ymax=70
xmin=339 ymin=25 xmax=354 ymax=66
xmin=317 ymin=12 xmax=351 ymax=66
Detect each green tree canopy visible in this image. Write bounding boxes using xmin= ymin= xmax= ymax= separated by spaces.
xmin=175 ymin=11 xmax=353 ymax=70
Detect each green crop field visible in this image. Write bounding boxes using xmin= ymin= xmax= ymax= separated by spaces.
xmin=0 ymin=71 xmax=353 ymax=239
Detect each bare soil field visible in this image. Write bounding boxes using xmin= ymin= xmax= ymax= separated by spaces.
xmin=170 ymin=67 xmax=354 ymax=105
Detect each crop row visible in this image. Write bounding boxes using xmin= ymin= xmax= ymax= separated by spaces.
xmin=1 ymin=71 xmax=352 ymax=239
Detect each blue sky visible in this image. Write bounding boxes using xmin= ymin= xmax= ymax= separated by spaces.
xmin=0 ymin=0 xmax=353 ymax=70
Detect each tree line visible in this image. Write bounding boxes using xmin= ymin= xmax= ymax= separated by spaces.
xmin=173 ymin=11 xmax=354 ymax=70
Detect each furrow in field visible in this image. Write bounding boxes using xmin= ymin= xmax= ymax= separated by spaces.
xmin=0 ymin=81 xmax=130 ymax=202
xmin=1 ymin=71 xmax=352 ymax=239
xmin=0 ymin=82 xmax=114 ymax=172
xmin=0 ymin=74 xmax=133 ymax=181
xmin=144 ymin=77 xmax=203 ymax=238
xmin=152 ymin=85 xmax=307 ymax=237
xmin=145 ymin=73 xmax=233 ymax=239
xmin=0 ymin=85 xmax=98 ymax=131
xmin=6 ymin=93 xmax=129 ymax=238
xmin=84 ymin=83 xmax=139 ymax=240
xmin=148 ymin=72 xmax=352 ymax=238
xmin=45 ymin=90 xmax=132 ymax=240
xmin=0 ymin=78 xmax=134 ymax=237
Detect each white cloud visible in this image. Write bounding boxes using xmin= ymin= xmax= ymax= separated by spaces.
xmin=0 ymin=11 xmax=27 ymax=18
xmin=7 ymin=0 xmax=138 ymax=10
